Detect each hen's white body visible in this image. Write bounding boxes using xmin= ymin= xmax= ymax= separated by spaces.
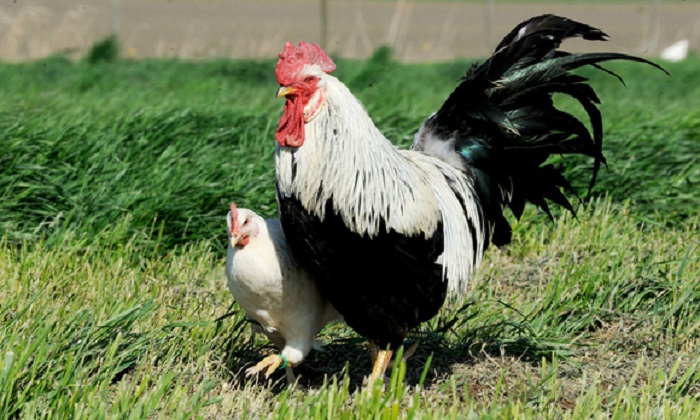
xmin=226 ymin=208 xmax=339 ymax=368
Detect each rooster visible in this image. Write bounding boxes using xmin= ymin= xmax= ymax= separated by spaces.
xmin=273 ymin=15 xmax=666 ymax=382
xmin=225 ymin=203 xmax=339 ymax=383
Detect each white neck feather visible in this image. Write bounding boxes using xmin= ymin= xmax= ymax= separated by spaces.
xmin=275 ymin=74 xmax=485 ymax=295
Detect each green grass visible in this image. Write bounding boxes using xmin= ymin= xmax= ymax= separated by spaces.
xmin=1 ymin=49 xmax=699 ymax=417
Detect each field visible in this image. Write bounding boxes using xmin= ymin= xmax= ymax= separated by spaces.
xmin=1 ymin=43 xmax=699 ymax=417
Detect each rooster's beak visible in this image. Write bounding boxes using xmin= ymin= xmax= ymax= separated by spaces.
xmin=277 ymin=86 xmax=298 ymax=98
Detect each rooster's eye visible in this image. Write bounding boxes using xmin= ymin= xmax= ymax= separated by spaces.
xmin=304 ymin=76 xmax=314 ymax=83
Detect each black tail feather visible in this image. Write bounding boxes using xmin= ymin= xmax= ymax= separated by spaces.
xmin=414 ymin=14 xmax=667 ymax=247
xmin=494 ymin=14 xmax=608 ymax=53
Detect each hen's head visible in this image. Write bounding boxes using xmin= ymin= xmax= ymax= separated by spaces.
xmin=227 ymin=203 xmax=260 ymax=248
xmin=275 ymin=42 xmax=336 ymax=147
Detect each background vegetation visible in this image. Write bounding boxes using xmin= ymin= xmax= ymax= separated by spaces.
xmin=1 ymin=44 xmax=698 ymax=417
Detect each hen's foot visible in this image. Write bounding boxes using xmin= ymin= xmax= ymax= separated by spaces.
xmin=245 ymin=354 xmax=287 ymax=379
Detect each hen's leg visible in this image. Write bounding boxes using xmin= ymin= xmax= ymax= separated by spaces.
xmin=284 ymin=366 xmax=296 ymax=385
xmin=245 ymin=354 xmax=288 ymax=378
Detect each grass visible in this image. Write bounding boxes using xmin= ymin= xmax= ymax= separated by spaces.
xmin=1 ymin=48 xmax=699 ymax=417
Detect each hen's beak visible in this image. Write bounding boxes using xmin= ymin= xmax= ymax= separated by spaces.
xmin=277 ymin=86 xmax=298 ymax=98
xmin=227 ymin=230 xmax=239 ymax=248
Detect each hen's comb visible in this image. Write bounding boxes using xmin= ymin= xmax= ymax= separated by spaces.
xmin=276 ymin=42 xmax=336 ymax=86
xmin=229 ymin=203 xmax=239 ymax=236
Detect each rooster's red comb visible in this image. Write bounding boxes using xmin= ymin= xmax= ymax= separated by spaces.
xmin=276 ymin=42 xmax=336 ymax=86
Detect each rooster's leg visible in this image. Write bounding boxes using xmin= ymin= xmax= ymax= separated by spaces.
xmin=245 ymin=354 xmax=288 ymax=379
xmin=402 ymin=340 xmax=420 ymax=360
xmin=369 ymin=341 xmax=379 ymax=366
xmin=387 ymin=340 xmax=421 ymax=370
xmin=368 ymin=341 xmax=393 ymax=384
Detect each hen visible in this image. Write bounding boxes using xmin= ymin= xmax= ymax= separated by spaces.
xmin=273 ymin=15 xmax=666 ymax=382
xmin=225 ymin=203 xmax=339 ymax=383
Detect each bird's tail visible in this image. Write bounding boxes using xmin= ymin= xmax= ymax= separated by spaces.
xmin=423 ymin=15 xmax=667 ymax=247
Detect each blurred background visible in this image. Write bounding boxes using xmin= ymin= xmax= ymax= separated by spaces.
xmin=1 ymin=0 xmax=697 ymax=62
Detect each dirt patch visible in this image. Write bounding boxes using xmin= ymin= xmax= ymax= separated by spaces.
xmin=0 ymin=1 xmax=698 ymax=62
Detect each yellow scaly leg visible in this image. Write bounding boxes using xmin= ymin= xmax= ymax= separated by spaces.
xmin=245 ymin=354 xmax=289 ymax=379
xmin=368 ymin=342 xmax=393 ymax=384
